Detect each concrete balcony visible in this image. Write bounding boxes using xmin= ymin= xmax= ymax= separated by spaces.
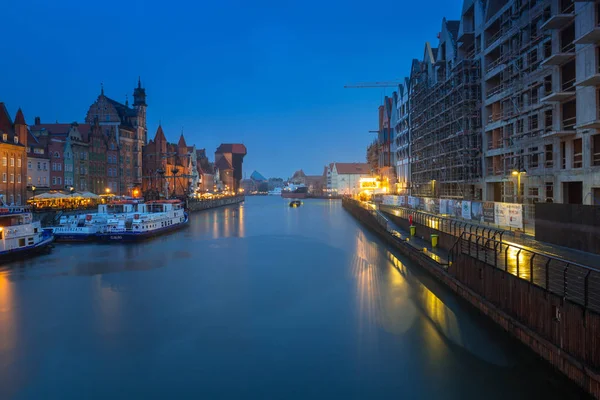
xmin=540 ymin=43 xmax=575 ymax=66
xmin=575 ymin=119 xmax=600 ymax=129
xmin=541 ymin=12 xmax=575 ymax=31
xmin=541 ymin=79 xmax=576 ymax=102
xmin=574 ymin=27 xmax=600 ymax=44
xmin=542 ymin=116 xmax=577 ymax=138
xmin=575 ymin=72 xmax=600 ymax=87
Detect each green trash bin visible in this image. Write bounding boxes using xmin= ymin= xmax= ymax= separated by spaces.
xmin=431 ymin=234 xmax=439 ymax=248
xmin=410 ymin=225 xmax=416 ymax=236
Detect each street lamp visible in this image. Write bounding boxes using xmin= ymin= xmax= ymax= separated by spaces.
xmin=31 ymin=185 xmax=36 ymax=199
xmin=512 ymin=170 xmax=526 ymax=202
xmin=105 ymin=187 xmax=110 ymax=194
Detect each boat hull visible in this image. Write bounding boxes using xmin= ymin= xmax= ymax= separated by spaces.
xmin=53 ymin=233 xmax=97 ymax=242
xmin=97 ymin=215 xmax=189 ymax=242
xmin=281 ymin=192 xmax=308 ymax=199
xmin=0 ymin=234 xmax=55 ymax=261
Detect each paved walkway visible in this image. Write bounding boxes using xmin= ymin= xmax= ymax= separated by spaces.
xmin=380 ymin=204 xmax=600 ymax=269
xmin=379 ymin=210 xmax=449 ymax=266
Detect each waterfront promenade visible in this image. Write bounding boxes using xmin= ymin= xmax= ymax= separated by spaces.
xmin=0 ymin=197 xmax=586 ymax=399
xmin=343 ymin=197 xmax=600 ymax=398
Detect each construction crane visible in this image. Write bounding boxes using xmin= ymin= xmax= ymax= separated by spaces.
xmin=344 ymin=81 xmax=402 ymax=89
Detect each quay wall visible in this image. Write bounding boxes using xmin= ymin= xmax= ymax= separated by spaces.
xmin=342 ymin=198 xmax=600 ymax=398
xmin=186 ymin=195 xmax=244 ymax=212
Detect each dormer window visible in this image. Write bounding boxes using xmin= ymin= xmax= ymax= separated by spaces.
xmin=2 ymin=134 xmax=7 ymax=141
xmin=13 ymin=137 xmax=18 ymax=144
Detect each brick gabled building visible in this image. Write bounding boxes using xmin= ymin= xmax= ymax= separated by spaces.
xmin=85 ymin=79 xmax=147 ymax=195
xmin=0 ymin=103 xmax=28 ymax=204
xmin=215 ymin=144 xmax=246 ymax=192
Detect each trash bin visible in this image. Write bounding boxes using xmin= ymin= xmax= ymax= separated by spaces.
xmin=410 ymin=225 xmax=416 ymax=236
xmin=431 ymin=234 xmax=439 ymax=248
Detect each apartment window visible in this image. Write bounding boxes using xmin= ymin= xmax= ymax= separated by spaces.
xmin=9 ymin=158 xmax=13 ymax=167
xmin=530 ymin=147 xmax=539 ymax=168
xmin=54 ymin=152 xmax=60 ymax=158
xmin=52 ymin=177 xmax=56 ymax=185
xmin=17 ymin=158 xmax=21 ymax=168
xmin=37 ymin=177 xmax=40 ymax=184
xmin=42 ymin=177 xmax=46 ymax=185
xmin=43 ymin=162 xmax=47 ymax=171
xmin=10 ymin=174 xmax=14 ymax=183
xmin=58 ymin=177 xmax=62 ymax=185
xmin=27 ymin=160 xmax=31 ymax=169
xmin=57 ymin=163 xmax=62 ymax=171
xmin=17 ymin=175 xmax=21 ymax=183
xmin=561 ymin=141 xmax=566 ymax=169
xmin=573 ymin=138 xmax=583 ymax=168
xmin=37 ymin=161 xmax=41 ymax=171
xmin=2 ymin=134 xmax=7 ymax=142
xmin=593 ymin=135 xmax=600 ymax=166
xmin=17 ymin=194 xmax=21 ymax=205
xmin=528 ymin=187 xmax=539 ymax=197
xmin=52 ymin=163 xmax=56 ymax=171
xmin=2 ymin=173 xmax=6 ymax=183
xmin=13 ymin=137 xmax=18 ymax=144
xmin=2 ymin=157 xmax=6 ymax=167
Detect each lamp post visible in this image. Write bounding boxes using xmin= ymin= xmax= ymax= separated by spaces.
xmin=511 ymin=170 xmax=526 ymax=203
xmin=31 ymin=185 xmax=36 ymax=200
xmin=105 ymin=187 xmax=110 ymax=195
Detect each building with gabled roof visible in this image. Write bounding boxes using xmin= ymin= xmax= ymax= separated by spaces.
xmin=325 ymin=162 xmax=371 ymax=196
xmin=85 ymin=79 xmax=147 ymax=195
xmin=0 ymin=103 xmax=28 ymax=204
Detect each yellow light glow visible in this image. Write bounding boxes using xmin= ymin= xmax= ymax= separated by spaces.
xmin=511 ymin=171 xmax=519 ymax=176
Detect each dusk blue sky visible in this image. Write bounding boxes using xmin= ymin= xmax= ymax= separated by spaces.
xmin=2 ymin=0 xmax=460 ymax=179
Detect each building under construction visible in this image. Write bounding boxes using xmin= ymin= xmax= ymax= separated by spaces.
xmin=410 ymin=19 xmax=482 ymax=199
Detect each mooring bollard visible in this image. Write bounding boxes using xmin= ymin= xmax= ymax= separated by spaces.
xmin=431 ymin=234 xmax=439 ymax=248
xmin=410 ymin=225 xmax=416 ymax=236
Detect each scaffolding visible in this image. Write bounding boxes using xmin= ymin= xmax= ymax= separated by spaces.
xmin=483 ymin=0 xmax=557 ymax=210
xmin=411 ymin=56 xmax=482 ymax=199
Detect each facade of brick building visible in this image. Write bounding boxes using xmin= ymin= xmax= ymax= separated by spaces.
xmin=0 ymin=104 xmax=28 ymax=205
xmin=85 ymin=79 xmax=147 ymax=195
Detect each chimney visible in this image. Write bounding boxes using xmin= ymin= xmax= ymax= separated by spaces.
xmin=34 ymin=116 xmax=40 ymax=125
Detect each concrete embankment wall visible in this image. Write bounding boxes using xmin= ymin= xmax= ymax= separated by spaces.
xmin=342 ymin=198 xmax=600 ymax=398
xmin=186 ymin=195 xmax=244 ymax=212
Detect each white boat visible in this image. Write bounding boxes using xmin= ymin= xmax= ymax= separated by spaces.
xmin=268 ymin=188 xmax=282 ymax=196
xmin=49 ymin=200 xmax=139 ymax=242
xmin=0 ymin=202 xmax=54 ymax=259
xmin=97 ymin=200 xmax=188 ymax=242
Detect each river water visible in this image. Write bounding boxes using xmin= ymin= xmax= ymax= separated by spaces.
xmin=0 ymin=196 xmax=587 ymax=399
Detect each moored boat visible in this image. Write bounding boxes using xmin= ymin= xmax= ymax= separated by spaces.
xmin=49 ymin=200 xmax=139 ymax=242
xmin=281 ymin=184 xmax=308 ymax=199
xmin=97 ymin=200 xmax=188 ymax=242
xmin=0 ymin=203 xmax=54 ymax=260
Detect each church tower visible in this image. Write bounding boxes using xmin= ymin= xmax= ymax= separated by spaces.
xmin=132 ymin=77 xmax=147 ymax=189
xmin=133 ymin=77 xmax=147 ymax=144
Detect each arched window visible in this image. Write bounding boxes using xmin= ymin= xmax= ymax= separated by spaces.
xmin=54 ymin=152 xmax=60 ymax=158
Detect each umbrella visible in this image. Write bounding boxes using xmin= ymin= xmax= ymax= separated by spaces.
xmin=79 ymin=191 xmax=100 ymax=199
xmin=31 ymin=192 xmax=53 ymax=200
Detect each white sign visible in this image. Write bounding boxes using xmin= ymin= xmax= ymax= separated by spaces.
xmin=461 ymin=201 xmax=471 ymax=220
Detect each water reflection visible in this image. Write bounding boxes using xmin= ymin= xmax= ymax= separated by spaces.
xmin=0 ymin=272 xmax=16 ymax=354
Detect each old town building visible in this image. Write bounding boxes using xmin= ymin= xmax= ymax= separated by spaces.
xmin=0 ymin=103 xmax=28 ymax=204
xmin=85 ymin=79 xmax=147 ymax=195
xmin=214 ymin=144 xmax=246 ymax=192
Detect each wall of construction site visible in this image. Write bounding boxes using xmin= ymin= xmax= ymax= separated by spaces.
xmin=381 ymin=194 xmax=525 ymax=231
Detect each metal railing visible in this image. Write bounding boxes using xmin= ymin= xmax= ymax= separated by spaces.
xmin=382 ymin=205 xmax=505 ymax=242
xmin=449 ymin=232 xmax=600 ymax=313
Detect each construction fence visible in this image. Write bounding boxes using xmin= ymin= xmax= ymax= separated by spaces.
xmin=380 ymin=195 xmax=525 ymax=231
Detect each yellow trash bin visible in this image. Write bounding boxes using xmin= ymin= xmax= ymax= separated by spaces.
xmin=410 ymin=226 xmax=416 ymax=236
xmin=431 ymin=234 xmax=439 ymax=248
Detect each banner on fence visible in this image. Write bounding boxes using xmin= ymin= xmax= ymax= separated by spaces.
xmin=408 ymin=196 xmax=418 ymax=209
xmin=506 ymin=203 xmax=523 ymax=229
xmin=424 ymin=198 xmax=439 ymax=214
xmin=470 ymin=201 xmax=484 ymax=223
xmin=482 ymin=202 xmax=495 ymax=223
xmin=439 ymin=199 xmax=449 ymax=215
xmin=461 ymin=201 xmax=471 ymax=220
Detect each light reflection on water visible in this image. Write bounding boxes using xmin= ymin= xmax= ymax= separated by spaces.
xmin=0 ymin=197 xmax=586 ymax=399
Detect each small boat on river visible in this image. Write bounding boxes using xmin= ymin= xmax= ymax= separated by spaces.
xmin=0 ymin=202 xmax=54 ymax=259
xmin=97 ymin=200 xmax=188 ymax=242
xmin=289 ymin=200 xmax=302 ymax=208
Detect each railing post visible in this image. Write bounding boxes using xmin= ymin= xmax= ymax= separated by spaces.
xmin=505 ymin=245 xmax=509 ymax=271
xmin=476 ymin=236 xmax=480 ymax=259
xmin=530 ymin=253 xmax=536 ymax=284
xmin=494 ymin=241 xmax=499 ymax=268
xmin=563 ymin=264 xmax=569 ymax=298
xmin=516 ymin=249 xmax=521 ymax=277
